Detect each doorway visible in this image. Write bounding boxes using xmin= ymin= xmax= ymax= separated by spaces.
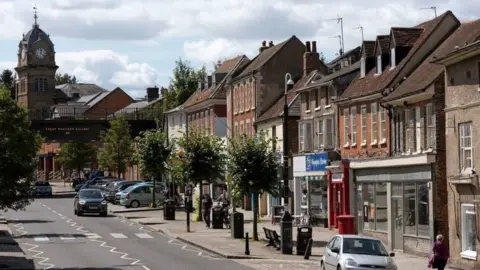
xmin=391 ymin=183 xmax=404 ymax=251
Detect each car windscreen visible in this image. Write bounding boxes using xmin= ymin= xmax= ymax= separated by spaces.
xmin=119 ymin=182 xmax=139 ymax=190
xmin=123 ymin=185 xmax=141 ymax=193
xmin=35 ymin=182 xmax=50 ymax=186
xmin=79 ymin=190 xmax=103 ymax=199
xmin=342 ymin=238 xmax=389 ymax=256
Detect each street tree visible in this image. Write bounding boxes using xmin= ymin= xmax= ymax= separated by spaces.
xmin=228 ymin=133 xmax=280 ymax=240
xmin=167 ymin=58 xmax=207 ymax=109
xmin=135 ymin=130 xmax=174 ymax=207
xmin=55 ymin=73 xmax=77 ymax=85
xmin=178 ymin=131 xmax=226 ymax=221
xmin=0 ymin=69 xmax=14 ymax=98
xmin=56 ymin=142 xmax=95 ymax=179
xmin=97 ymin=116 xmax=135 ymax=178
xmin=0 ymin=86 xmax=43 ymax=211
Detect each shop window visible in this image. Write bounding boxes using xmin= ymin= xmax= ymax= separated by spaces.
xmin=404 ymin=183 xmax=416 ymax=235
xmin=461 ymin=204 xmax=477 ymax=260
xmin=417 ymin=182 xmax=430 ymax=237
xmin=375 ymin=183 xmax=387 ymax=232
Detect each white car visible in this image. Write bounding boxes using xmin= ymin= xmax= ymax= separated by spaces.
xmin=321 ymin=234 xmax=397 ymax=270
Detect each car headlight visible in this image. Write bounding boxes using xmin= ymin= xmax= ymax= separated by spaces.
xmin=101 ymin=200 xmax=107 ymax=205
xmin=79 ymin=200 xmax=86 ymax=205
xmin=386 ymin=257 xmax=397 ymax=269
xmin=345 ymin=258 xmax=358 ymax=267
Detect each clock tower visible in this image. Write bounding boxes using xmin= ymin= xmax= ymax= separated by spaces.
xmin=15 ymin=7 xmax=58 ymax=119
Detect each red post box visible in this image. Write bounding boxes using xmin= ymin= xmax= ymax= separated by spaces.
xmin=337 ymin=215 xmax=355 ymax=234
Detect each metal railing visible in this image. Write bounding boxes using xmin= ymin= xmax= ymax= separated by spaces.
xmin=28 ymin=107 xmax=163 ymax=121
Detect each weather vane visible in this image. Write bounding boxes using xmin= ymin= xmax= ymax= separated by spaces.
xmin=33 ymin=5 xmax=39 ymax=26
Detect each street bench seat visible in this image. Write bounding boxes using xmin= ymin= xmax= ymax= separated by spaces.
xmin=263 ymin=227 xmax=281 ymax=250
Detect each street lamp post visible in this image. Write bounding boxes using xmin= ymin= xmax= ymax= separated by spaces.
xmin=283 ymin=73 xmax=295 ymax=208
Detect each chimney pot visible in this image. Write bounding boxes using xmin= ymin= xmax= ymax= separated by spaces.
xmin=262 ymin=40 xmax=266 ymax=46
xmin=312 ymin=41 xmax=317 ymax=53
xmin=146 ymin=87 xmax=159 ymax=102
xmin=306 ymin=41 xmax=311 ymax=52
xmin=268 ymin=41 xmax=274 ymax=47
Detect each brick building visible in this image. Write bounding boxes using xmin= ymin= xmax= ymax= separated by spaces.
xmin=334 ymin=11 xmax=459 ymax=254
xmin=226 ymin=36 xmax=307 ymax=210
xmin=432 ymin=19 xmax=480 ymax=268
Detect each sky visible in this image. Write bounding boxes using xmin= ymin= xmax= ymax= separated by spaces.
xmin=0 ymin=0 xmax=478 ymax=98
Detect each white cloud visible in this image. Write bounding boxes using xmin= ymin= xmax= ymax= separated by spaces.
xmin=183 ymin=39 xmax=256 ymax=64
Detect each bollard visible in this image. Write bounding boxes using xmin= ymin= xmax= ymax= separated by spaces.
xmin=303 ymin=238 xmax=312 ymax=260
xmin=245 ymin=232 xmax=250 ymax=255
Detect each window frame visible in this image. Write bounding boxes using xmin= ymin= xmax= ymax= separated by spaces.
xmin=305 ymin=92 xmax=311 ymax=111
xmin=371 ymin=103 xmax=378 ymax=143
xmin=351 ymin=106 xmax=357 ymax=145
xmin=299 ymin=123 xmax=305 ymax=152
xmin=459 ymin=122 xmax=473 ymax=172
xmin=343 ymin=108 xmax=350 ymax=147
xmin=361 ymin=105 xmax=367 ymax=145
xmin=380 ymin=106 xmax=387 ymax=143
xmin=460 ymin=203 xmax=477 ymax=260
xmin=317 ymin=119 xmax=324 ymax=148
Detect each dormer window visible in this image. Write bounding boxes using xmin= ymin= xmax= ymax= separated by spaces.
xmin=391 ymin=48 xmax=396 ymax=68
xmin=376 ymin=55 xmax=382 ymax=75
xmin=360 ymin=57 xmax=366 ymax=78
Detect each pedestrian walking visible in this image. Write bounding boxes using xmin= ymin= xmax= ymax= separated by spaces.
xmin=202 ymin=194 xmax=213 ymax=228
xmin=428 ymin=234 xmax=449 ymax=269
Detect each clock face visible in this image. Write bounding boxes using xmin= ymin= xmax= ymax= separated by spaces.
xmin=35 ymin=48 xmax=46 ymax=59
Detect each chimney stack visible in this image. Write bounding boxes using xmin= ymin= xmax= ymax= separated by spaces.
xmin=303 ymin=40 xmax=321 ymax=77
xmin=259 ymin=40 xmax=268 ymax=53
xmin=146 ymin=87 xmax=159 ymax=102
xmin=268 ymin=41 xmax=274 ymax=47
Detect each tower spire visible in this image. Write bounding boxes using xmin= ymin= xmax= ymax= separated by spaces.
xmin=33 ymin=5 xmax=38 ymax=27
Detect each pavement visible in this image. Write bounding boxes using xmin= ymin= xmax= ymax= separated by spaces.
xmin=109 ymin=204 xmax=456 ymax=270
xmin=2 ymin=195 xmax=255 ymax=270
xmin=0 ymin=214 xmax=35 ymax=269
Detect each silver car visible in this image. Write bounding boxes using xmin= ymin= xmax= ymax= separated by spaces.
xmin=321 ymin=235 xmax=397 ymax=270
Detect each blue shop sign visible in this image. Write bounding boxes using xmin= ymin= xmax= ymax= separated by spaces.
xmin=305 ymin=152 xmax=328 ymax=171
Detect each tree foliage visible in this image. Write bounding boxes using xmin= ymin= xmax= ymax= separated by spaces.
xmin=164 ymin=58 xmax=207 ymax=110
xmin=228 ymin=133 xmax=280 ymax=240
xmin=97 ymin=116 xmax=135 ymax=177
xmin=178 ymin=131 xmax=226 ymax=221
xmin=0 ymin=86 xmax=43 ymax=211
xmin=319 ymin=52 xmax=327 ymax=63
xmin=56 ymin=142 xmax=95 ymax=176
xmin=55 ymin=73 xmax=77 ymax=85
xmin=0 ymin=69 xmax=14 ymax=98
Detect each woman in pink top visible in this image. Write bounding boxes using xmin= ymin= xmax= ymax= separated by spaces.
xmin=428 ymin=234 xmax=449 ymax=269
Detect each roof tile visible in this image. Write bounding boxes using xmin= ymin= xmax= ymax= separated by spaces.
xmin=392 ymin=27 xmax=424 ymax=47
xmin=363 ymin=41 xmax=376 ymax=57
xmin=385 ymin=19 xmax=479 ymax=101
xmin=338 ymin=11 xmax=452 ymax=100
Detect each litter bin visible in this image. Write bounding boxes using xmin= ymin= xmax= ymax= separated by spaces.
xmin=231 ymin=212 xmax=244 ymax=239
xmin=296 ymin=226 xmax=312 ymax=255
xmin=163 ymin=199 xmax=175 ymax=220
xmin=211 ymin=205 xmax=224 ymax=229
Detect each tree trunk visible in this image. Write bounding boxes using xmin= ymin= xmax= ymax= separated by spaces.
xmin=151 ymin=175 xmax=157 ymax=208
xmin=253 ymin=192 xmax=259 ymax=241
xmin=198 ymin=181 xmax=203 ymax=221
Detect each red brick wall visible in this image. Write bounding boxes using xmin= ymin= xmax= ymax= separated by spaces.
xmin=85 ymin=89 xmax=133 ymax=119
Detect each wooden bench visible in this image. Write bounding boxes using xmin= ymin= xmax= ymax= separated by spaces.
xmin=263 ymin=227 xmax=281 ymax=250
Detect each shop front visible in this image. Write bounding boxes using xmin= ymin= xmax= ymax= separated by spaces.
xmin=351 ymin=155 xmax=436 ymax=255
xmin=293 ymin=153 xmax=328 ymax=223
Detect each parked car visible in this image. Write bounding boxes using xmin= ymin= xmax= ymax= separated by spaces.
xmin=119 ymin=183 xmax=166 ymax=208
xmin=81 ymin=177 xmax=117 ymax=190
xmin=321 ymin=235 xmax=397 ymax=270
xmin=105 ymin=181 xmax=142 ymax=203
xmin=74 ymin=188 xmax=108 ymax=216
xmin=34 ymin=181 xmax=52 ymax=197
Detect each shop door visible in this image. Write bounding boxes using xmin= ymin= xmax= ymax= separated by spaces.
xmin=391 ymin=183 xmax=404 ymax=251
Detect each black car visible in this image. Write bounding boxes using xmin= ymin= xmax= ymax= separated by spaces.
xmin=33 ymin=181 xmax=53 ymax=196
xmin=74 ymin=189 xmax=108 ymax=216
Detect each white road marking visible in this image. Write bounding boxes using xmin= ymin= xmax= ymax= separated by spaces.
xmin=58 ymin=213 xmax=63 ymax=217
xmin=34 ymin=236 xmax=49 ymax=242
xmin=142 ymin=266 xmax=151 ymax=270
xmin=90 ymin=238 xmax=141 ymax=265
xmin=24 ymin=243 xmax=55 ymax=269
xmin=135 ymin=233 xmax=153 ymax=239
xmin=110 ymin=233 xmax=128 ymax=239
xmin=84 ymin=233 xmax=102 ymax=239
xmin=59 ymin=235 xmax=75 ymax=240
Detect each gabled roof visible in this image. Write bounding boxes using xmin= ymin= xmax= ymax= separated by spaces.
xmin=85 ymin=87 xmax=133 ymax=109
xmin=373 ymin=35 xmax=390 ymax=56
xmin=305 ymin=61 xmax=361 ymax=90
xmin=390 ymin=27 xmax=424 ymax=47
xmin=164 ymin=104 xmax=185 ymax=114
xmin=362 ymin=41 xmax=376 ymax=58
xmin=56 ymin=83 xmax=108 ymax=98
xmin=327 ymin=46 xmax=361 ymax=67
xmin=183 ymin=56 xmax=247 ymax=108
xmin=337 ymin=11 xmax=454 ymax=101
xmin=234 ymin=36 xmax=299 ymax=80
xmin=255 ymin=70 xmax=317 ymax=124
xmin=385 ymin=19 xmax=478 ymax=101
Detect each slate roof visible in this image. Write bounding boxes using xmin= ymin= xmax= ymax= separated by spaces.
xmin=234 ymin=36 xmax=299 ymax=79
xmin=111 ymin=95 xmax=163 ymax=115
xmin=165 ymin=104 xmax=185 ymax=114
xmin=255 ymin=70 xmax=317 ymax=123
xmin=183 ymin=56 xmax=246 ymax=108
xmin=21 ymin=24 xmax=54 ymax=51
xmin=338 ymin=11 xmax=453 ymax=101
xmin=51 ymin=104 xmax=88 ymax=118
xmin=56 ymin=83 xmax=108 ymax=98
xmin=363 ymin=41 xmax=376 ymax=57
xmin=391 ymin=27 xmax=424 ymax=47
xmin=306 ymin=61 xmax=361 ymax=90
xmin=375 ymin=35 xmax=390 ymax=55
xmin=327 ymin=46 xmax=361 ymax=67
xmin=385 ymin=19 xmax=479 ymax=101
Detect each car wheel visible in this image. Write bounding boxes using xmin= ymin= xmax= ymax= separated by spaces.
xmin=74 ymin=209 xmax=77 ymax=215
xmin=337 ymin=265 xmax=341 ymax=270
xmin=100 ymin=211 xmax=108 ymax=217
xmin=130 ymin=200 xmax=140 ymax=208
xmin=77 ymin=211 xmax=83 ymax=216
